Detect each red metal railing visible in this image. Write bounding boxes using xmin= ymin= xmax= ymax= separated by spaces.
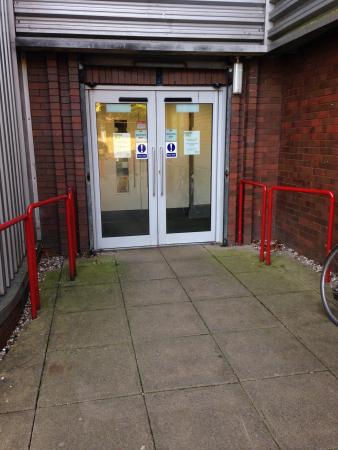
xmin=0 ymin=188 xmax=77 ymax=319
xmin=237 ymin=179 xmax=267 ymax=262
xmin=265 ymin=186 xmax=335 ymax=267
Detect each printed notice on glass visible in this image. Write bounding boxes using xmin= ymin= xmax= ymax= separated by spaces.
xmin=184 ymin=131 xmax=200 ymax=155
xmin=113 ymin=133 xmax=131 ymax=158
xmin=135 ymin=130 xmax=148 ymax=159
xmin=165 ymin=129 xmax=177 ymax=158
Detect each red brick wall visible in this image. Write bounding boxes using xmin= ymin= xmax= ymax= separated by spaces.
xmin=275 ymin=30 xmax=338 ymax=262
xmin=227 ymin=58 xmax=282 ymax=245
xmin=27 ymin=53 xmax=88 ymax=254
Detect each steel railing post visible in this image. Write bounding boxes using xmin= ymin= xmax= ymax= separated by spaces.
xmin=237 ymin=180 xmax=244 ymax=245
xmin=66 ymin=191 xmax=75 ymax=281
xmin=25 ymin=206 xmax=39 ymax=318
xmin=265 ymin=188 xmax=274 ymax=266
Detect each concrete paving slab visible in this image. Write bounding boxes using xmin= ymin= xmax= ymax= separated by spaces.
xmin=180 ymin=274 xmax=250 ymax=300
xmin=268 ymin=255 xmax=322 ymax=292
xmin=236 ymin=270 xmax=310 ymax=295
xmin=128 ymin=303 xmax=208 ymax=341
xmin=62 ymin=260 xmax=118 ymax=285
xmin=121 ymin=278 xmax=189 ymax=306
xmin=146 ymin=384 xmax=278 ymax=450
xmin=49 ymin=308 xmax=131 ymax=351
xmin=217 ymin=254 xmax=267 ymax=273
xmin=38 ymin=343 xmax=141 ymax=407
xmin=118 ymin=260 xmax=175 ymax=281
xmin=56 ymin=283 xmax=123 ymax=313
xmin=243 ymin=371 xmax=338 ymax=449
xmin=215 ymin=326 xmax=324 ymax=381
xmin=168 ymin=257 xmax=226 ymax=278
xmin=257 ymin=291 xmax=327 ymax=329
xmin=39 ymin=287 xmax=57 ymax=316
xmin=194 ymin=297 xmax=278 ymax=332
xmin=0 ymin=348 xmax=44 ymax=413
xmin=161 ymin=245 xmax=210 ymax=261
xmin=31 ymin=396 xmax=154 ymax=450
xmin=205 ymin=244 xmax=257 ymax=258
xmin=0 ymin=410 xmax=34 ymax=450
xmin=39 ymin=270 xmax=61 ymax=289
xmin=115 ymin=247 xmax=164 ymax=263
xmin=293 ymin=321 xmax=338 ymax=372
xmin=135 ymin=335 xmax=236 ymax=392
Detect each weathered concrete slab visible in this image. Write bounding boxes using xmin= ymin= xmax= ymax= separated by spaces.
xmin=169 ymin=257 xmax=226 ymax=278
xmin=161 ymin=245 xmax=210 ymax=261
xmin=205 ymin=244 xmax=257 ymax=258
xmin=257 ymin=290 xmax=327 ymax=329
xmin=49 ymin=308 xmax=131 ymax=351
xmin=180 ymin=274 xmax=250 ymax=300
xmin=56 ymin=283 xmax=123 ymax=313
xmin=118 ymin=260 xmax=175 ymax=281
xmin=62 ymin=260 xmax=118 ymax=285
xmin=217 ymin=254 xmax=267 ymax=273
xmin=135 ymin=335 xmax=236 ymax=392
xmin=243 ymin=372 xmax=338 ymax=449
xmin=236 ymin=270 xmax=310 ymax=295
xmin=293 ymin=321 xmax=338 ymax=372
xmin=39 ymin=343 xmax=140 ymax=407
xmin=146 ymin=384 xmax=278 ymax=450
xmin=115 ymin=247 xmax=164 ymax=263
xmin=215 ymin=326 xmax=324 ymax=381
xmin=31 ymin=396 xmax=154 ymax=450
xmin=122 ymin=278 xmax=189 ymax=306
xmin=195 ymin=297 xmax=277 ymax=332
xmin=0 ymin=346 xmax=44 ymax=413
xmin=128 ymin=303 xmax=207 ymax=341
xmin=0 ymin=410 xmax=34 ymax=450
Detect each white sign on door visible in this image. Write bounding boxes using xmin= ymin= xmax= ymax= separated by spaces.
xmin=184 ymin=131 xmax=200 ymax=155
xmin=135 ymin=129 xmax=148 ymax=159
xmin=113 ymin=133 xmax=131 ymax=158
xmin=165 ymin=129 xmax=177 ymax=158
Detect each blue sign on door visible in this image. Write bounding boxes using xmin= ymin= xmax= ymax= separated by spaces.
xmin=136 ymin=143 xmax=148 ymax=159
xmin=166 ymin=141 xmax=177 ymax=158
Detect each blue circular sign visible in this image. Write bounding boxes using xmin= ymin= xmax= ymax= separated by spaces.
xmin=167 ymin=143 xmax=176 ymax=152
xmin=138 ymin=144 xmax=146 ymax=153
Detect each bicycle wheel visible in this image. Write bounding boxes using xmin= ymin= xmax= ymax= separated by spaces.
xmin=320 ymin=244 xmax=338 ymax=326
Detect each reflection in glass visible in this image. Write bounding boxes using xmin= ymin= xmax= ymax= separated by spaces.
xmin=95 ymin=103 xmax=149 ymax=237
xmin=165 ymin=103 xmax=212 ymax=234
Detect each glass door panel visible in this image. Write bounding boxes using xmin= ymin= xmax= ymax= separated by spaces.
xmin=157 ymin=91 xmax=218 ymax=245
xmin=95 ymin=102 xmax=149 ymax=237
xmin=90 ymin=90 xmax=157 ymax=249
xmin=165 ymin=103 xmax=213 ymax=233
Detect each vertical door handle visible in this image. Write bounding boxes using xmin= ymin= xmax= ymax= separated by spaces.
xmin=160 ymin=146 xmax=164 ymax=196
xmin=152 ymin=147 xmax=156 ymax=196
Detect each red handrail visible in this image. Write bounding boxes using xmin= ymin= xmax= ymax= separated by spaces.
xmin=237 ymin=179 xmax=267 ymax=262
xmin=266 ymin=186 xmax=335 ymax=267
xmin=0 ymin=188 xmax=77 ymax=319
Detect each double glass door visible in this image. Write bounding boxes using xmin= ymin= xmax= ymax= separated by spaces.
xmin=88 ymin=88 xmax=220 ymax=249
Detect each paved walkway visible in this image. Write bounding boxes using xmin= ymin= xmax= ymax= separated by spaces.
xmin=1 ymin=245 xmax=338 ymax=449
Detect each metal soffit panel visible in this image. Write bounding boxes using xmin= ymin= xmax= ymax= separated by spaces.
xmin=14 ymin=0 xmax=265 ymax=43
xmin=268 ymin=0 xmax=338 ymax=40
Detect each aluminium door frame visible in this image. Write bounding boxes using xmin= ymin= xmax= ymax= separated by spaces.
xmin=85 ymin=85 xmax=226 ymax=250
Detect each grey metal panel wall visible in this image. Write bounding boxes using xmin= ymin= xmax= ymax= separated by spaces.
xmin=268 ymin=0 xmax=338 ymax=49
xmin=14 ymin=0 xmax=266 ymax=43
xmin=0 ymin=0 xmax=27 ymax=295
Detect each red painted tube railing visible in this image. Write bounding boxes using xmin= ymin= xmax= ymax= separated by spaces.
xmin=237 ymin=179 xmax=267 ymax=262
xmin=0 ymin=188 xmax=77 ymax=320
xmin=266 ymin=186 xmax=335 ymax=268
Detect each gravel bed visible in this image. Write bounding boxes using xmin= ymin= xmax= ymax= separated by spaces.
xmin=252 ymin=240 xmax=322 ymax=273
xmin=0 ymin=256 xmax=63 ymax=362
